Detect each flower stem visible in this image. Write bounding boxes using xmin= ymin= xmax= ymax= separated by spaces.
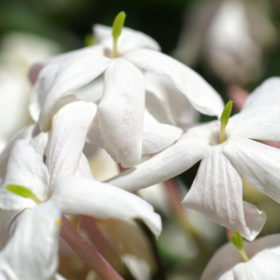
xmin=60 ymin=216 xmax=124 ymax=280
xmin=78 ymin=215 xmax=123 ymax=269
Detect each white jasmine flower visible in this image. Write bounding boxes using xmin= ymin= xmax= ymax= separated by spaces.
xmin=0 ymin=101 xmax=161 ymax=237
xmin=0 ymin=201 xmax=61 ymax=280
xmin=202 ymin=234 xmax=280 ymax=279
xmin=30 ymin=15 xmax=223 ymax=167
xmin=174 ymin=0 xmax=276 ymax=85
xmin=109 ymin=77 xmax=280 ymax=240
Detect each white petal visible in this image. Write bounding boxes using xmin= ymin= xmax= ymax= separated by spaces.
xmin=145 ymin=72 xmax=199 ymax=129
xmin=0 ymin=140 xmax=49 ymax=210
xmin=52 ymin=176 xmax=161 ymax=237
xmin=55 ymin=274 xmax=67 ymax=280
xmin=229 ymin=248 xmax=280 ymax=279
xmin=93 ymin=25 xmax=160 ymax=54
xmin=29 ymin=132 xmax=48 ymax=159
xmin=32 ymin=46 xmax=110 ymax=130
xmin=74 ymin=78 xmax=104 ymax=103
xmin=242 ymin=77 xmax=280 ymax=110
xmin=0 ymin=125 xmax=36 ymax=178
xmin=142 ymin=111 xmax=183 ymax=154
xmin=223 ymin=137 xmax=280 ymax=204
xmin=124 ymin=49 xmax=224 ymax=117
xmin=108 ymin=126 xmax=210 ymax=191
xmin=122 ymin=255 xmax=150 ymax=280
xmin=29 ymin=46 xmax=95 ymax=121
xmin=93 ymin=24 xmax=112 ymax=42
xmin=75 ymin=153 xmax=94 ymax=179
xmin=227 ymin=105 xmax=280 ymax=141
xmin=183 ymin=146 xmax=266 ymax=241
xmin=0 ymin=210 xmax=21 ymax=249
xmin=202 ymin=234 xmax=280 ymax=280
xmin=29 ymin=47 xmax=96 ymax=120
xmin=46 ymin=101 xmax=96 ymax=186
xmin=0 ymin=201 xmax=61 ymax=280
xmin=98 ymin=58 xmax=145 ymax=167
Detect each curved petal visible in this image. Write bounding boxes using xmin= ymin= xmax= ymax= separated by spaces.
xmin=46 ymin=101 xmax=96 ymax=186
xmin=55 ymin=274 xmax=67 ymax=280
xmin=142 ymin=111 xmax=183 ymax=155
xmin=0 ymin=201 xmax=61 ymax=280
xmin=74 ymin=78 xmax=104 ymax=103
xmin=33 ymin=46 xmax=110 ymax=131
xmin=0 ymin=140 xmax=49 ymax=210
xmin=227 ymin=248 xmax=280 ymax=279
xmin=98 ymin=58 xmax=145 ymax=167
xmin=124 ymin=49 xmax=224 ymax=117
xmin=93 ymin=25 xmax=160 ymax=54
xmin=51 ymin=176 xmax=162 ymax=237
xmin=145 ymin=72 xmax=199 ymax=129
xmin=76 ymin=153 xmax=94 ymax=179
xmin=223 ymin=137 xmax=280 ymax=204
xmin=202 ymin=234 xmax=280 ymax=280
xmin=183 ymin=146 xmax=266 ymax=241
xmin=0 ymin=125 xmax=36 ymax=178
xmin=227 ymin=105 xmax=280 ymax=141
xmin=28 ymin=46 xmax=102 ymax=121
xmin=242 ymin=77 xmax=280 ymax=110
xmin=0 ymin=210 xmax=21 ymax=249
xmin=108 ymin=125 xmax=210 ymax=191
xmin=29 ymin=132 xmax=48 ymax=159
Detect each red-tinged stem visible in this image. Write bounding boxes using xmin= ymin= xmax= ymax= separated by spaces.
xmin=226 ymin=228 xmax=233 ymax=242
xmin=164 ymin=179 xmax=184 ymax=217
xmin=78 ymin=215 xmax=122 ymax=269
xmin=60 ymin=216 xmax=124 ymax=280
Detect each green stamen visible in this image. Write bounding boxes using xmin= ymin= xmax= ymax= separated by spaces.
xmin=6 ymin=184 xmax=41 ymax=204
xmin=112 ymin=11 xmax=126 ymax=58
xmin=220 ymin=100 xmax=233 ymax=143
xmin=231 ymin=231 xmax=249 ymax=262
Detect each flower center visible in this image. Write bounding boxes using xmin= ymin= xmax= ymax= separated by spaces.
xmin=210 ymin=129 xmax=228 ymax=145
xmin=103 ymin=47 xmax=113 ymax=58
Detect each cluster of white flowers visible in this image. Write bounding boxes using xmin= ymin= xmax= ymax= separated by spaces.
xmin=1 ymin=11 xmax=280 ymax=280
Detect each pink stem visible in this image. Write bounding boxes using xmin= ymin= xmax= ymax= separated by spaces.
xmin=78 ymin=215 xmax=122 ymax=269
xmin=60 ymin=216 xmax=124 ymax=280
xmin=226 ymin=228 xmax=233 ymax=242
xmin=164 ymin=179 xmax=184 ymax=217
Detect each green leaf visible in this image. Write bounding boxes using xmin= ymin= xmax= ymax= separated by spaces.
xmin=6 ymin=184 xmax=41 ymax=204
xmin=112 ymin=11 xmax=126 ymax=41
xmin=220 ymin=100 xmax=233 ymax=143
xmin=231 ymin=231 xmax=243 ymax=250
